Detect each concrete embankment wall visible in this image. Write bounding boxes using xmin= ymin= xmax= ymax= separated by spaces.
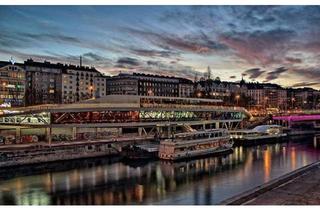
xmin=0 ymin=137 xmax=153 ymax=168
xmin=220 ymin=161 xmax=320 ymax=205
xmin=0 ymin=141 xmax=125 ymax=168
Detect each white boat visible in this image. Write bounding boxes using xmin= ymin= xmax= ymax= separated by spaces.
xmin=158 ymin=129 xmax=233 ymax=161
xmin=230 ymin=125 xmax=287 ymax=145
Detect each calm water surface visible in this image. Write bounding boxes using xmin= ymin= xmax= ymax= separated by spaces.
xmin=1 ymin=136 xmax=320 ymax=205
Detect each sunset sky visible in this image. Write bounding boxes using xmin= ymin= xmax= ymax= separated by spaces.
xmin=1 ymin=6 xmax=320 ymax=88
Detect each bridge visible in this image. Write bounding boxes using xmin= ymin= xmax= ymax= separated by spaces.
xmin=0 ymin=95 xmax=252 ymax=145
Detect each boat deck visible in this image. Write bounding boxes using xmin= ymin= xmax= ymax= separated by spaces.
xmin=135 ymin=143 xmax=159 ymax=152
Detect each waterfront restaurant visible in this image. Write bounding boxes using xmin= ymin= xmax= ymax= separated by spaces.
xmin=0 ymin=95 xmax=251 ymax=145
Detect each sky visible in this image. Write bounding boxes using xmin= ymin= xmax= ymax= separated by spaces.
xmin=1 ymin=6 xmax=320 ymax=88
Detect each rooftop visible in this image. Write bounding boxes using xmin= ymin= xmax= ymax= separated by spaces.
xmin=24 ymin=59 xmax=99 ymax=73
xmin=81 ymin=94 xmax=223 ymax=104
xmin=0 ymin=61 xmax=24 ymax=68
xmin=108 ymin=72 xmax=194 ymax=84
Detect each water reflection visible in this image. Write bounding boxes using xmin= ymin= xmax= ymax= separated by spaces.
xmin=0 ymin=137 xmax=320 ymax=205
xmin=263 ymin=148 xmax=271 ymax=182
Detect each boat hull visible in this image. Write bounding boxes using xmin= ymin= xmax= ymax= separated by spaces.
xmin=233 ymin=134 xmax=287 ymax=146
xmin=159 ymin=146 xmax=233 ymax=161
xmin=120 ymin=145 xmax=158 ymax=160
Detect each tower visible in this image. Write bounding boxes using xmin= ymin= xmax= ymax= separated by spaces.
xmin=80 ymin=56 xmax=82 ymax=67
xmin=194 ymin=72 xmax=198 ymax=82
xmin=207 ymin=66 xmax=211 ymax=80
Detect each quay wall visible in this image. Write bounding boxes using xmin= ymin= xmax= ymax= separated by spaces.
xmin=219 ymin=161 xmax=320 ymax=205
xmin=0 ymin=138 xmax=151 ymax=168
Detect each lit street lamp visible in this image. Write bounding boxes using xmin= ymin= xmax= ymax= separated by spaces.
xmin=291 ymin=97 xmax=295 ymax=110
xmin=235 ymin=94 xmax=240 ymax=106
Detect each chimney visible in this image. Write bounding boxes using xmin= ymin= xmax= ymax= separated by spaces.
xmin=80 ymin=56 xmax=82 ymax=67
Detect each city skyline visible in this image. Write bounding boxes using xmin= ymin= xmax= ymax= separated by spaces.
xmin=1 ymin=6 xmax=320 ymax=88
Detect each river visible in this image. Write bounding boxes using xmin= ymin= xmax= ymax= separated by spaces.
xmin=1 ymin=136 xmax=320 ymax=205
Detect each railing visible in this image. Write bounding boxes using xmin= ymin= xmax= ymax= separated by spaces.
xmin=140 ymin=103 xmax=248 ymax=112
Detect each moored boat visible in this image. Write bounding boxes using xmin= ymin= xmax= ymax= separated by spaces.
xmin=158 ymin=129 xmax=233 ymax=161
xmin=230 ymin=125 xmax=287 ymax=146
xmin=120 ymin=144 xmax=159 ymax=160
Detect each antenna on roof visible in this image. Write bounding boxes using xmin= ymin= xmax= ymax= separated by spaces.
xmin=80 ymin=56 xmax=82 ymax=67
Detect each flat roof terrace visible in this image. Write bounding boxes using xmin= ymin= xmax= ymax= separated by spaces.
xmin=0 ymin=95 xmax=251 ymax=118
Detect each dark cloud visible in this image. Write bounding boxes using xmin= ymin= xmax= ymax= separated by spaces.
xmin=114 ymin=64 xmax=126 ymax=68
xmin=0 ymin=31 xmax=81 ymax=50
xmin=112 ymin=58 xmax=198 ymax=80
xmin=0 ymin=29 xmax=116 ymax=54
xmin=116 ymin=57 xmax=140 ymax=66
xmin=130 ymin=48 xmax=179 ymax=58
xmin=243 ymin=68 xmax=265 ymax=79
xmin=147 ymin=60 xmax=162 ymax=66
xmin=291 ymin=82 xmax=320 ymax=88
xmin=285 ymin=57 xmax=302 ymax=64
xmin=229 ymin=75 xmax=236 ymax=79
xmin=126 ymin=28 xmax=228 ymax=55
xmin=4 ymin=6 xmax=320 ymax=84
xmin=289 ymin=67 xmax=320 ymax=81
xmin=161 ymin=34 xmax=228 ymax=54
xmin=83 ymin=52 xmax=106 ymax=61
xmin=264 ymin=67 xmax=288 ymax=82
xmin=19 ymin=32 xmax=81 ymax=44
xmin=219 ymin=28 xmax=296 ymax=66
xmin=0 ymin=31 xmax=34 ymax=49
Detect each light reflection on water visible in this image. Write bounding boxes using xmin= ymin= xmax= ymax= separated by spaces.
xmin=1 ymin=136 xmax=320 ymax=205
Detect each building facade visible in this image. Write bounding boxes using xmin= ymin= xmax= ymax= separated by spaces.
xmin=106 ymin=73 xmax=193 ymax=97
xmin=246 ymin=83 xmax=287 ymax=110
xmin=24 ymin=59 xmax=107 ymax=105
xmin=288 ymin=87 xmax=320 ymax=110
xmin=179 ymin=78 xmax=194 ymax=98
xmin=0 ymin=61 xmax=26 ymax=107
xmin=62 ymin=65 xmax=106 ymax=103
xmin=24 ymin=59 xmax=63 ymax=106
xmin=247 ymin=88 xmax=265 ymax=108
xmin=195 ymin=79 xmax=247 ymax=100
xmin=136 ymin=73 xmax=180 ymax=97
xmin=106 ymin=74 xmax=138 ymax=95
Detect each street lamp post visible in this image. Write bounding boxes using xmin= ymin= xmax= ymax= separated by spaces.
xmin=235 ymin=94 xmax=240 ymax=106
